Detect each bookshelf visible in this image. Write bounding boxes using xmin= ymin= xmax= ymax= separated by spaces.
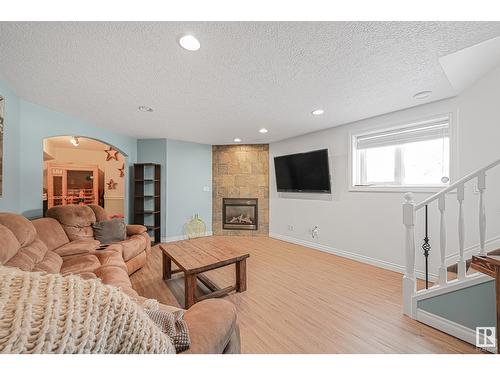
xmin=134 ymin=163 xmax=161 ymax=244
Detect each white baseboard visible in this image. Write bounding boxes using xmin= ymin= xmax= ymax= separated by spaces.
xmin=269 ymin=232 xmax=437 ymax=281
xmin=416 ymin=308 xmax=495 ymax=353
xmin=161 ymin=231 xmax=213 ymax=243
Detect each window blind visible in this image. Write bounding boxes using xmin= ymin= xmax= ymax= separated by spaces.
xmin=356 ymin=117 xmax=449 ymax=150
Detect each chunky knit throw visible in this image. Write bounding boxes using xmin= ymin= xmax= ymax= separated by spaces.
xmin=0 ymin=266 xmax=176 ymax=354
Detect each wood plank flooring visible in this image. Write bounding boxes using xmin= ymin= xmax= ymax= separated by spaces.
xmin=130 ymin=236 xmax=479 ymax=354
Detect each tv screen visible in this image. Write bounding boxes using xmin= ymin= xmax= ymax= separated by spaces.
xmin=274 ymin=149 xmax=331 ymax=193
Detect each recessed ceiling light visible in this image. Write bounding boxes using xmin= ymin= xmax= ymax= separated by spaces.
xmin=414 ymin=91 xmax=432 ymax=100
xmin=312 ymin=109 xmax=324 ymax=116
xmin=259 ymin=128 xmax=268 ymax=134
xmin=138 ymin=106 xmax=153 ymax=112
xmin=233 ymin=138 xmax=241 ymax=143
xmin=178 ymin=35 xmax=201 ymax=51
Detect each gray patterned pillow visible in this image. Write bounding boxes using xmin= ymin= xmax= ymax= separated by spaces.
xmin=92 ymin=218 xmax=126 ymax=244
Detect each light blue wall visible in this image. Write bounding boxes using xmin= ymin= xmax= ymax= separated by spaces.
xmin=0 ymin=80 xmax=21 ymax=212
xmin=137 ymin=139 xmax=168 ymax=237
xmin=166 ymin=139 xmax=212 ymax=237
xmin=418 ymin=280 xmax=496 ymax=330
xmin=18 ymin=100 xmax=138 ymax=219
xmin=0 ymin=79 xmax=138 ymax=220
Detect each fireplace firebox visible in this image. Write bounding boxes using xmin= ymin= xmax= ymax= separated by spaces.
xmin=223 ymin=198 xmax=258 ymax=230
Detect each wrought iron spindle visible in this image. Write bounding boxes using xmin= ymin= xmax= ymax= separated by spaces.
xmin=422 ymin=204 xmax=431 ymax=289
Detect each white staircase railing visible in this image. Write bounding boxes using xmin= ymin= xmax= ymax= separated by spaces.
xmin=403 ymin=157 xmax=500 ymax=318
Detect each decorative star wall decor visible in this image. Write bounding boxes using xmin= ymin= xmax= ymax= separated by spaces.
xmin=104 ymin=147 xmax=119 ymax=161
xmin=118 ymin=163 xmax=125 ymax=178
xmin=107 ymin=179 xmax=118 ymax=190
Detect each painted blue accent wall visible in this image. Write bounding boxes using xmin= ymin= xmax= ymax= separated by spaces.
xmin=137 ymin=139 xmax=168 ymax=237
xmin=0 ymin=80 xmax=21 ymax=212
xmin=166 ymin=139 xmax=212 ymax=238
xmin=137 ymin=138 xmax=212 ymax=238
xmin=18 ymin=100 xmax=137 ymax=219
xmin=0 ymin=80 xmax=138 ymax=220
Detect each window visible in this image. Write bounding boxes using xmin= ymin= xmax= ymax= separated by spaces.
xmin=352 ymin=116 xmax=450 ymax=189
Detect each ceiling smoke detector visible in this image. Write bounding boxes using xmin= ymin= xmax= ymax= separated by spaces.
xmin=312 ymin=109 xmax=324 ymax=116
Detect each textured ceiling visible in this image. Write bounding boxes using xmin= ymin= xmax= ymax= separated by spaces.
xmin=1 ymin=22 xmax=500 ymax=144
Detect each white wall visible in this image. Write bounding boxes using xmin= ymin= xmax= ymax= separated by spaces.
xmin=270 ymin=64 xmax=500 ymax=278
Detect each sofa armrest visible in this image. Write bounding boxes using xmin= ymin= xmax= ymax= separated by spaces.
xmin=126 ymin=224 xmax=147 ymax=236
xmin=181 ymin=299 xmax=240 ymax=354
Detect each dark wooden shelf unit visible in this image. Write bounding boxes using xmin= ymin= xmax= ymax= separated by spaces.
xmin=134 ymin=163 xmax=161 ymax=245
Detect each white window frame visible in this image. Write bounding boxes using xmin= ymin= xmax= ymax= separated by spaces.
xmin=348 ymin=113 xmax=457 ymax=193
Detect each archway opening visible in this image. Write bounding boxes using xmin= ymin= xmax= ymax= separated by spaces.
xmin=42 ymin=136 xmax=127 ymax=218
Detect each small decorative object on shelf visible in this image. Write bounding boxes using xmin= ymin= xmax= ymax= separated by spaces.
xmin=185 ymin=214 xmax=206 ymax=239
xmin=134 ymin=163 xmax=161 ymax=244
xmin=104 ymin=146 xmax=119 ymax=161
xmin=118 ymin=163 xmax=125 ymax=178
xmin=107 ymin=179 xmax=118 ymax=190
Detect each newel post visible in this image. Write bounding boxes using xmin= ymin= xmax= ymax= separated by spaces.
xmin=403 ymin=192 xmax=417 ymax=318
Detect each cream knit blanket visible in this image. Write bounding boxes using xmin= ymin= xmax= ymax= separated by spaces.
xmin=0 ymin=266 xmax=175 ymax=354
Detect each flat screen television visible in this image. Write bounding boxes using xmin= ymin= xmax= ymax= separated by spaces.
xmin=274 ymin=149 xmax=331 ymax=193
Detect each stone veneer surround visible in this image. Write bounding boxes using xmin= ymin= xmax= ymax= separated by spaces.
xmin=212 ymin=144 xmax=269 ymax=236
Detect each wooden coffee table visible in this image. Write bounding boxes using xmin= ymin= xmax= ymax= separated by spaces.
xmin=159 ymin=238 xmax=250 ymax=308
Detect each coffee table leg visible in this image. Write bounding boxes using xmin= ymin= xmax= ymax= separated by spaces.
xmin=162 ymin=253 xmax=172 ymax=280
xmin=236 ymin=259 xmax=247 ymax=292
xmin=185 ymin=274 xmax=197 ymax=309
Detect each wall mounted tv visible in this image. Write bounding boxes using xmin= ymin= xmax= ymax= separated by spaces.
xmin=274 ymin=149 xmax=331 ymax=193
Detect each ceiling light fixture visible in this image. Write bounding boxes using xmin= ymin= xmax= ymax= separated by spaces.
xmin=138 ymin=106 xmax=153 ymax=112
xmin=312 ymin=109 xmax=324 ymax=116
xmin=70 ymin=136 xmax=80 ymax=147
xmin=413 ymin=91 xmax=432 ymax=100
xmin=233 ymin=138 xmax=242 ymax=143
xmin=259 ymin=128 xmax=268 ymax=134
xmin=178 ymin=35 xmax=201 ymax=51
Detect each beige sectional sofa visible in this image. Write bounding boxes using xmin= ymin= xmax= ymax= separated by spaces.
xmin=0 ymin=208 xmax=240 ymax=354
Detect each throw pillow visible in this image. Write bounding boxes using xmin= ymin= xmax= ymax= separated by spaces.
xmin=92 ymin=218 xmax=126 ymax=244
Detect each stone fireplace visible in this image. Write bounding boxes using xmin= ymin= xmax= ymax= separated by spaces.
xmin=223 ymin=198 xmax=258 ymax=230
xmin=212 ymin=144 xmax=269 ymax=236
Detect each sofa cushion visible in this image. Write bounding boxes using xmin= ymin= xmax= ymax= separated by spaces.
xmin=182 ymin=299 xmax=238 ymax=354
xmin=95 ymin=266 xmax=133 ymax=290
xmin=32 ymin=218 xmax=70 ymax=251
xmin=0 ymin=213 xmax=37 ymax=247
xmin=126 ymin=224 xmax=147 ymax=236
xmin=88 ymin=204 xmax=110 ymax=222
xmin=121 ymin=235 xmax=147 ymax=262
xmin=61 ymin=254 xmax=101 ymax=275
xmin=53 ymin=239 xmax=100 ymax=257
xmin=0 ymin=224 xmax=21 ymax=264
xmin=32 ymin=250 xmax=64 ymax=274
xmin=94 ymin=249 xmax=128 ymax=272
xmin=92 ymin=218 xmax=126 ymax=244
xmin=46 ymin=205 xmax=96 ymax=241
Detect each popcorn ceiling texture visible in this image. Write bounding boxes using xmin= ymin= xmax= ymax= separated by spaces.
xmin=1 ymin=22 xmax=500 ymax=144
xmin=212 ymin=145 xmax=269 ymax=236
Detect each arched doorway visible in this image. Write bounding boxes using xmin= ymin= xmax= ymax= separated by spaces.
xmin=42 ymin=136 xmax=127 ymax=218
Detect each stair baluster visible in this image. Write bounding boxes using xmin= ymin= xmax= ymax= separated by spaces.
xmin=438 ymin=196 xmax=447 ymax=286
xmin=457 ymin=184 xmax=466 ymax=280
xmin=478 ymin=172 xmax=486 ymax=256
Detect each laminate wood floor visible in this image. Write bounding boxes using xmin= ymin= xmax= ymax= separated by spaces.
xmin=130 ymin=236 xmax=479 ymax=354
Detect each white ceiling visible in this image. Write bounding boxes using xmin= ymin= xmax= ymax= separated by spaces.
xmin=1 ymin=22 xmax=500 ymax=145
